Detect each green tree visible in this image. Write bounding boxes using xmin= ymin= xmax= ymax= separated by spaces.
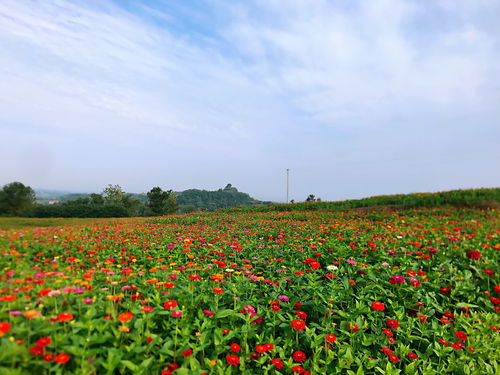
xmin=147 ymin=187 xmax=178 ymax=215
xmin=0 ymin=181 xmax=36 ymax=216
xmin=102 ymin=184 xmax=126 ymax=204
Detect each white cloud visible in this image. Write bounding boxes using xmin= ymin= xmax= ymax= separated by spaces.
xmin=0 ymin=0 xmax=498 ymax=200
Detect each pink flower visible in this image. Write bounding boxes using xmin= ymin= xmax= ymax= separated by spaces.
xmin=171 ymin=310 xmax=182 ymax=318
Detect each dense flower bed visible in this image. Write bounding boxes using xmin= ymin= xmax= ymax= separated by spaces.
xmin=0 ymin=208 xmax=498 ymax=374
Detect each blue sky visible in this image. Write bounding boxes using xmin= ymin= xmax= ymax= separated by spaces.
xmin=0 ymin=0 xmax=499 ymax=202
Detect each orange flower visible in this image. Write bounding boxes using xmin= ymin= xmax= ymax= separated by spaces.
xmin=118 ymin=326 xmax=130 ymax=332
xmin=117 ymin=312 xmax=134 ymax=322
xmin=24 ymin=310 xmax=40 ymax=319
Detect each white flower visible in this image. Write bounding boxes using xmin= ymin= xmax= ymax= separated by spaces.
xmin=326 ymin=265 xmax=338 ymax=271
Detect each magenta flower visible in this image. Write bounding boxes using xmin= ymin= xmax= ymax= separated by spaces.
xmin=388 ymin=275 xmax=405 ymax=284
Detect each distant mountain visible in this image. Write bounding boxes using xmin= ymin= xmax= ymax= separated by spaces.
xmin=35 ymin=184 xmax=270 ymax=211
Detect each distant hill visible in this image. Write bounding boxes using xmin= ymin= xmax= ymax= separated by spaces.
xmin=35 ymin=184 xmax=270 ymax=211
xmin=176 ymin=184 xmax=271 ymax=211
xmin=220 ymin=188 xmax=500 ymax=213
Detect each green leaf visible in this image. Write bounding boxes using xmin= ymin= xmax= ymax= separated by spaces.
xmin=215 ymin=309 xmax=234 ymax=318
xmin=120 ymin=360 xmax=139 ymax=372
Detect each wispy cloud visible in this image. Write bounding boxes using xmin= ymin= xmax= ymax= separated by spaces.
xmin=0 ymin=0 xmax=498 ymax=200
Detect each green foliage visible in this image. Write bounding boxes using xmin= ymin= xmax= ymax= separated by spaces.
xmin=147 ymin=187 xmax=179 ymax=216
xmin=0 ymin=181 xmax=36 ymax=216
xmin=177 ymin=184 xmax=267 ymax=211
xmin=222 ymin=188 xmax=500 ymax=213
xmin=306 ymin=194 xmax=321 ymax=202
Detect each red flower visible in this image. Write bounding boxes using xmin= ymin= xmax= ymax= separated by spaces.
xmin=270 ymin=358 xmax=284 ymax=370
xmin=348 ymin=323 xmax=360 ymax=332
xmin=388 ymin=354 xmax=399 ymax=363
xmin=264 ymin=343 xmax=274 ymax=351
xmin=386 ymin=319 xmax=399 ymax=329
xmin=57 ymin=313 xmax=74 ymax=322
xmin=36 ymin=337 xmax=51 ymax=347
xmin=383 ymin=329 xmax=393 ymax=337
xmin=381 ymin=347 xmax=392 ymax=355
xmin=230 ymin=343 xmax=241 ymax=352
xmin=213 ymin=287 xmax=224 ymax=294
xmin=291 ymin=365 xmax=304 ymax=373
xmin=29 ymin=345 xmax=45 ymax=357
xmin=371 ymin=302 xmax=385 ymax=311
xmin=325 ymin=334 xmax=337 ymax=343
xmin=55 ymin=353 xmax=70 ymax=364
xmin=163 ymin=300 xmax=178 ymax=310
xmin=407 ymin=352 xmax=418 ymax=360
xmin=291 ymin=319 xmax=306 ymax=331
xmin=295 ymin=310 xmax=308 ymax=319
xmin=255 ymin=345 xmax=266 ymax=354
xmin=455 ymin=331 xmax=468 ymax=341
xmin=43 ymin=353 xmax=55 ymax=362
xmin=0 ymin=322 xmax=11 ymax=335
xmin=226 ymin=354 xmax=240 ymax=366
xmin=181 ymin=349 xmax=192 ymax=357
xmin=440 ymin=287 xmax=451 ymax=295
xmin=466 ymin=250 xmax=481 ymax=259
xmin=292 ymin=350 xmax=307 ymax=363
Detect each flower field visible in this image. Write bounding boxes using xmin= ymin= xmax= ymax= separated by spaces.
xmin=0 ymin=208 xmax=498 ymax=374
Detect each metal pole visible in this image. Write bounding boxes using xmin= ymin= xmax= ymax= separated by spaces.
xmin=286 ymin=168 xmax=289 ymax=203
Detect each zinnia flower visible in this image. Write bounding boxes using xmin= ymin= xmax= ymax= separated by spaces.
xmin=55 ymin=353 xmax=70 ymax=364
xmin=466 ymin=250 xmax=481 ymax=259
xmin=325 ymin=334 xmax=337 ymax=343
xmin=226 ymin=354 xmax=240 ymax=366
xmin=386 ymin=319 xmax=399 ymax=329
xmin=371 ymin=301 xmax=385 ymax=311
xmin=292 ymin=350 xmax=307 ymax=362
xmin=163 ymin=300 xmax=178 ymax=310
xmin=291 ymin=319 xmax=306 ymax=331
xmin=455 ymin=331 xmax=468 ymax=341
xmin=117 ymin=312 xmax=134 ymax=322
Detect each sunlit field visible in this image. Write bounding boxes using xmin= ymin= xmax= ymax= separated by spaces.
xmin=0 ymin=208 xmax=498 ymax=374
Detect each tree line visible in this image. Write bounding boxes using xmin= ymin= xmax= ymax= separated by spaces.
xmin=0 ymin=182 xmax=178 ymax=218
